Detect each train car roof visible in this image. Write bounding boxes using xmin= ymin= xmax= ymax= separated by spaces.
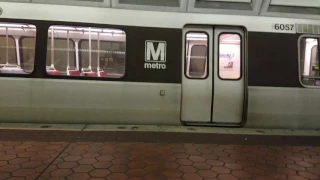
xmin=0 ymin=1 xmax=320 ymax=34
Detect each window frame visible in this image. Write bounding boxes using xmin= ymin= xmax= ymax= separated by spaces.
xmin=44 ymin=24 xmax=127 ymax=80
xmin=217 ymin=32 xmax=243 ymax=81
xmin=184 ymin=31 xmax=210 ymax=80
xmin=298 ymin=34 xmax=320 ymax=88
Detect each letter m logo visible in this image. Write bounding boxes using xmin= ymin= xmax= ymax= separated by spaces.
xmin=145 ymin=40 xmax=166 ymax=62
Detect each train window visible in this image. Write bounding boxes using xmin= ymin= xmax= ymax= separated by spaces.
xmin=185 ymin=32 xmax=208 ymax=79
xmin=46 ymin=25 xmax=126 ymax=78
xmin=0 ymin=36 xmax=16 ymax=65
xmin=0 ymin=22 xmax=36 ymax=74
xmin=218 ymin=33 xmax=241 ymax=80
xmin=21 ymin=37 xmax=36 ymax=73
xmin=46 ymin=38 xmax=76 ymax=73
xmin=79 ymin=40 xmax=125 ymax=78
xmin=299 ymin=37 xmax=319 ymax=87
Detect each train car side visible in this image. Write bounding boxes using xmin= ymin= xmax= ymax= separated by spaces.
xmin=0 ymin=2 xmax=320 ymax=129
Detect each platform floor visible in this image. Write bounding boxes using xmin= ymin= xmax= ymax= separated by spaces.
xmin=0 ymin=124 xmax=319 ymax=180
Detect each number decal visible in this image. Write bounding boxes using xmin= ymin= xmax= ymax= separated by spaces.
xmin=273 ymin=24 xmax=295 ymax=32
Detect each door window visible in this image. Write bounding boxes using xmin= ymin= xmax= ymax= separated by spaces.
xmin=218 ymin=33 xmax=242 ymax=80
xmin=185 ymin=32 xmax=208 ymax=79
xmin=299 ymin=37 xmax=319 ymax=86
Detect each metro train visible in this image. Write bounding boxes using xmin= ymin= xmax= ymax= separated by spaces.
xmin=0 ymin=2 xmax=319 ymax=130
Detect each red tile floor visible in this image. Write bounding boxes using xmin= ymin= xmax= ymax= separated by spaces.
xmin=0 ymin=130 xmax=319 ymax=180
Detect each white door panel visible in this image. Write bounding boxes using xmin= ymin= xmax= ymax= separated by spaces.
xmin=181 ymin=25 xmax=246 ymax=125
xmin=212 ymin=27 xmax=245 ymax=123
xmin=181 ymin=26 xmax=213 ymax=122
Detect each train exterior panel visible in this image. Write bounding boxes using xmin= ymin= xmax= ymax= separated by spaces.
xmin=0 ymin=2 xmax=320 ymax=129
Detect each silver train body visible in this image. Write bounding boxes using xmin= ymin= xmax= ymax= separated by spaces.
xmin=0 ymin=2 xmax=320 ymax=129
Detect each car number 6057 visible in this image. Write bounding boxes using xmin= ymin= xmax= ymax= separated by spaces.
xmin=273 ymin=24 xmax=295 ymax=31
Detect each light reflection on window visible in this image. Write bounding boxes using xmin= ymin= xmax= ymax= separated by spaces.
xmin=219 ymin=33 xmax=241 ymax=80
xmin=186 ymin=32 xmax=208 ymax=79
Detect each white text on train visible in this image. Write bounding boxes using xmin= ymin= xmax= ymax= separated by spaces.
xmin=144 ymin=40 xmax=167 ymax=69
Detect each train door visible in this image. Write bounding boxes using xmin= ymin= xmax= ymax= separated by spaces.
xmin=181 ymin=25 xmax=246 ymax=126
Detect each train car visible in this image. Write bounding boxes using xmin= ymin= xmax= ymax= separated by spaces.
xmin=0 ymin=2 xmax=319 ymax=129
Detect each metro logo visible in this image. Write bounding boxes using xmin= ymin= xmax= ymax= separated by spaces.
xmin=144 ymin=40 xmax=167 ymax=69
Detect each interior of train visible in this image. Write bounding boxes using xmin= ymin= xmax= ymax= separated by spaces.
xmin=300 ymin=37 xmax=320 ymax=86
xmin=0 ymin=23 xmax=36 ymax=74
xmin=0 ymin=23 xmax=126 ymax=78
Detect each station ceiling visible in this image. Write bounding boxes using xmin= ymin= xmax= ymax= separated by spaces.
xmin=1 ymin=0 xmax=320 ymax=20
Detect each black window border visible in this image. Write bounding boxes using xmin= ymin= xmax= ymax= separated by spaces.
xmin=78 ymin=39 xmax=126 ymax=79
xmin=217 ymin=32 xmax=243 ymax=81
xmin=184 ymin=31 xmax=209 ymax=80
xmin=43 ymin=24 xmax=127 ymax=81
